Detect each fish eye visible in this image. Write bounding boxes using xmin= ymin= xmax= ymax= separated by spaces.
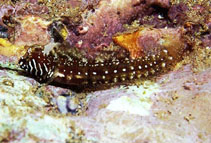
xmin=19 ymin=58 xmax=26 ymax=66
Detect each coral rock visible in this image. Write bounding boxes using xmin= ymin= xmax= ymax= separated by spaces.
xmin=113 ymin=27 xmax=186 ymax=59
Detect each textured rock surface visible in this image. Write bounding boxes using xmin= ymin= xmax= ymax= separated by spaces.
xmin=0 ymin=60 xmax=211 ymax=142
xmin=0 ymin=0 xmax=210 ymax=142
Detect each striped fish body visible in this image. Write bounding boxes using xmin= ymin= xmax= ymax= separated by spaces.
xmin=19 ymin=48 xmax=56 ymax=82
xmin=19 ymin=46 xmax=177 ymax=87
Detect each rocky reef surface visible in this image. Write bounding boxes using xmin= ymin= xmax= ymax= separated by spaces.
xmin=0 ymin=0 xmax=210 ymax=142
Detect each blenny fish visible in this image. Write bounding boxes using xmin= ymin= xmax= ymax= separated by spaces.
xmin=18 ymin=28 xmax=187 ymax=89
xmin=19 ymin=47 xmax=182 ymax=87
